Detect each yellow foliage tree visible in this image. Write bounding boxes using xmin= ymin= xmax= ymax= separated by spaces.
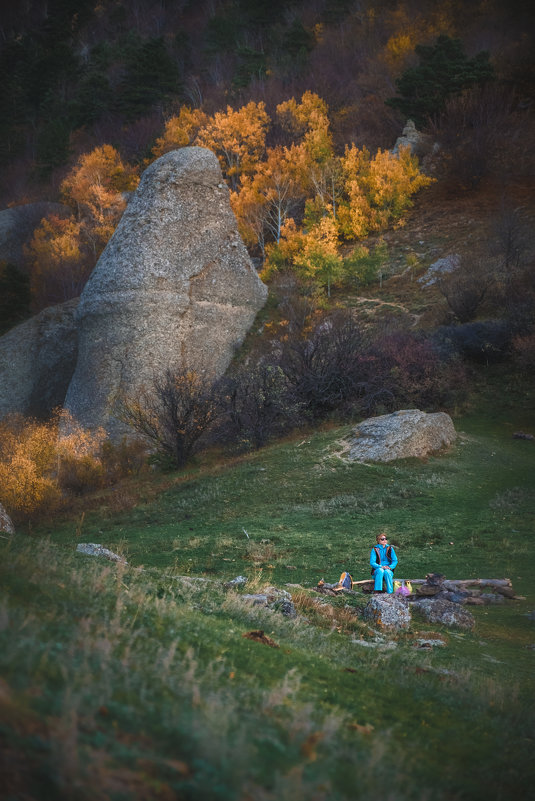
xmin=27 ymin=145 xmax=138 ymax=309
xmin=339 ymin=144 xmax=433 ymax=238
xmin=294 ymin=211 xmax=343 ymax=296
xmin=263 ymin=211 xmax=343 ymax=297
xmin=61 ymin=144 xmax=139 ymax=256
xmin=195 ymin=101 xmax=269 ymax=189
xmin=276 ymin=91 xmax=333 ymax=166
xmin=231 ymin=143 xmax=308 ymax=254
xmin=0 ymin=416 xmax=60 ymax=518
xmin=26 ymin=214 xmax=87 ymax=308
xmin=0 ymin=412 xmax=108 ymax=521
xmin=151 ymin=106 xmax=209 ymax=159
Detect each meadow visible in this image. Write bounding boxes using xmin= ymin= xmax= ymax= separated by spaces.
xmin=1 ymin=370 xmax=534 ymax=800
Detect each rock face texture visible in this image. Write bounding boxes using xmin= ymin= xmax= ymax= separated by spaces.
xmin=0 ymin=299 xmax=78 ymax=419
xmin=64 ymin=146 xmax=267 ymax=436
xmin=362 ymin=594 xmax=411 ymax=630
xmin=412 ymin=598 xmax=475 ymax=629
xmin=392 ymin=120 xmax=431 ymax=158
xmin=419 ymin=253 xmax=461 ymax=287
xmin=346 ymin=409 xmax=456 ymax=463
xmin=0 ymin=503 xmax=15 ymax=534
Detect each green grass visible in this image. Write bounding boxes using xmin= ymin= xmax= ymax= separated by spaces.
xmin=1 ymin=373 xmax=534 ymax=800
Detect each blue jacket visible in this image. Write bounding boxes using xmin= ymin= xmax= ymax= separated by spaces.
xmin=370 ymin=543 xmax=398 ymax=571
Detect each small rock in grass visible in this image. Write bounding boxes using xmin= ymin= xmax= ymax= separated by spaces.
xmin=412 ymin=598 xmax=475 ymax=629
xmin=224 ymin=575 xmax=248 ymax=588
xmin=76 ymin=543 xmax=127 ymax=564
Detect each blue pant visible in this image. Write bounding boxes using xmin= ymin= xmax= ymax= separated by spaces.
xmin=373 ymin=568 xmax=394 ymax=593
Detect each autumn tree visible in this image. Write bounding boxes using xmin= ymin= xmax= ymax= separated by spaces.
xmin=27 ymin=145 xmax=138 ymax=309
xmin=339 ymin=144 xmax=433 ymax=239
xmin=231 ymin=143 xmax=308 ymax=255
xmin=294 ymin=211 xmax=343 ymax=297
xmin=195 ymin=101 xmax=269 ymax=189
xmin=152 ymin=106 xmax=209 ymax=159
xmin=61 ymin=144 xmax=139 ymax=258
xmin=26 ymin=215 xmax=87 ymax=309
xmin=0 ymin=411 xmax=108 ymax=521
xmin=276 ymin=91 xmax=333 ymax=166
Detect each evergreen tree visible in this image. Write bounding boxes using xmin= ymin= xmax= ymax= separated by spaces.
xmin=387 ymin=35 xmax=495 ymax=127
xmin=117 ymin=37 xmax=182 ymax=121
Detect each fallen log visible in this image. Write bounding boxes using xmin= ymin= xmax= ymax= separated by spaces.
xmin=441 ymin=579 xmax=514 ymax=598
xmin=337 ymin=576 xmax=517 ymax=600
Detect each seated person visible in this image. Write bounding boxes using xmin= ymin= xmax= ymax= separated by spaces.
xmin=370 ymin=532 xmax=398 ymax=593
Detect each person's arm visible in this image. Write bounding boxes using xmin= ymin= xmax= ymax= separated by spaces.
xmin=370 ymin=548 xmax=380 ymax=570
xmin=389 ymin=546 xmax=398 ymax=570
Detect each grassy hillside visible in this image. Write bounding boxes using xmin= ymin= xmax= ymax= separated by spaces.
xmin=1 ymin=370 xmax=534 ymax=800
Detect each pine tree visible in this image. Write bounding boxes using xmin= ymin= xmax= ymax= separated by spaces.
xmin=387 ymin=35 xmax=495 ymax=127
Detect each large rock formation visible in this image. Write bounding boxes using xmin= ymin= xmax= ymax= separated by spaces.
xmin=346 ymin=409 xmax=456 ymax=463
xmin=0 ymin=298 xmax=78 ymax=419
xmin=64 ymin=146 xmax=267 ymax=436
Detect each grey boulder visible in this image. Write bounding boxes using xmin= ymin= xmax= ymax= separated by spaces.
xmin=346 ymin=409 xmax=456 ymax=463
xmin=64 ymin=146 xmax=267 ymax=437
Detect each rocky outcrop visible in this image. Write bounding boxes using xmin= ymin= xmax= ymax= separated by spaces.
xmin=0 ymin=202 xmax=69 ymax=266
xmin=0 ymin=503 xmax=15 ymax=534
xmin=412 ymin=597 xmax=475 ymax=629
xmin=64 ymin=146 xmax=267 ymax=437
xmin=419 ymin=254 xmax=461 ymax=287
xmin=0 ymin=298 xmax=78 ymax=420
xmin=346 ymin=409 xmax=456 ymax=463
xmin=362 ymin=593 xmax=411 ymax=630
xmin=240 ymin=586 xmax=297 ymax=618
xmin=392 ymin=120 xmax=431 ymax=158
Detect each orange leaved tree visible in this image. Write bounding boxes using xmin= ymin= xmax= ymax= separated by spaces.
xmin=151 ymin=106 xmax=209 ymax=159
xmin=27 ymin=145 xmax=138 ymax=310
xmin=339 ymin=144 xmax=433 ymax=239
xmin=61 ymin=144 xmax=139 ymax=258
xmin=195 ymin=101 xmax=269 ymax=189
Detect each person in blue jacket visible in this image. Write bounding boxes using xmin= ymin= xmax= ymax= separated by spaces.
xmin=370 ymin=532 xmax=398 ymax=593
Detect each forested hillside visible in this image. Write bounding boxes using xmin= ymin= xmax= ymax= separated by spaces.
xmin=1 ymin=0 xmax=533 ymax=322
xmin=1 ymin=0 xmax=534 ymax=518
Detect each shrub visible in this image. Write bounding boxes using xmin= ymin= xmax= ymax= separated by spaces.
xmin=218 ymin=363 xmax=299 ymax=451
xmin=55 ymin=412 xmax=107 ymax=494
xmin=368 ymin=329 xmax=466 ymax=411
xmin=279 ymin=309 xmax=369 ymax=419
xmin=437 ymin=256 xmax=495 ymax=323
xmin=0 ymin=411 xmax=135 ymax=522
xmin=0 ymin=415 xmax=60 ymax=520
xmin=430 ymin=84 xmax=515 ymax=188
xmin=512 ymin=332 xmax=535 ymax=370
xmin=434 ymin=320 xmax=512 ymax=364
xmin=118 ymin=369 xmax=220 ymax=469
xmin=101 ymin=437 xmax=148 ymax=481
